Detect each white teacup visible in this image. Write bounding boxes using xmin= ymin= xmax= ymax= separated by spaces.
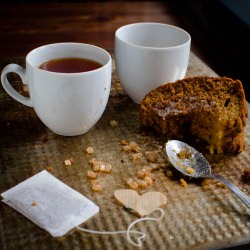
xmin=1 ymin=43 xmax=112 ymax=136
xmin=115 ymin=22 xmax=191 ymax=103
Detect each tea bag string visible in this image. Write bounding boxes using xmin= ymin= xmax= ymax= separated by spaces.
xmin=76 ymin=208 xmax=164 ymax=247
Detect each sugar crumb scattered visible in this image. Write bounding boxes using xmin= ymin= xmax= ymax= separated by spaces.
xmin=110 ymin=120 xmax=118 ymax=127
xmin=86 ymin=147 xmax=94 ymax=154
xmin=64 ymin=159 xmax=72 ymax=166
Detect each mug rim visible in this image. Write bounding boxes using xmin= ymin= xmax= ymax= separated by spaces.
xmin=26 ymin=42 xmax=112 ymax=75
xmin=115 ymin=22 xmax=191 ymax=50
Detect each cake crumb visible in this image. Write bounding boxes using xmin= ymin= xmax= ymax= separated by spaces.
xmin=64 ymin=159 xmax=72 ymax=166
xmin=186 ymin=167 xmax=195 ymax=175
xmin=129 ymin=141 xmax=141 ymax=152
xmin=88 ymin=157 xmax=113 ymax=192
xmin=31 ymin=202 xmax=37 ymax=206
xmin=146 ymin=151 xmax=158 ymax=163
xmin=137 ymin=179 xmax=147 ymax=189
xmin=92 ymin=161 xmax=101 ymax=172
xmin=121 ymin=139 xmax=128 ymax=145
xmin=150 ymin=163 xmax=160 ymax=170
xmin=86 ymin=147 xmax=94 ymax=154
xmin=127 ymin=178 xmax=138 ymax=190
xmin=145 ymin=176 xmax=153 ymax=185
xmin=165 ymin=170 xmax=173 ymax=177
xmin=89 ymin=158 xmax=97 ymax=164
xmin=216 ymin=182 xmax=226 ymax=189
xmin=110 ymin=120 xmax=118 ymax=127
xmin=47 ymin=166 xmax=53 ymax=172
xmin=87 ymin=170 xmax=97 ymax=179
xmin=137 ymin=168 xmax=151 ymax=179
xmin=180 ymin=178 xmax=187 ymax=188
xmin=132 ymin=153 xmax=142 ymax=162
xmin=103 ymin=164 xmax=112 ymax=173
xmin=242 ymin=167 xmax=250 ymax=182
xmin=123 ymin=145 xmax=131 ymax=152
xmin=99 ymin=163 xmax=106 ymax=172
xmin=202 ymin=179 xmax=210 ymax=189
xmin=91 ymin=182 xmax=103 ymax=192
xmin=177 ymin=148 xmax=194 ymax=161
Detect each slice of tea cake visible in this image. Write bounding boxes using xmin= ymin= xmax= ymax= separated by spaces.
xmin=140 ymin=77 xmax=248 ymax=154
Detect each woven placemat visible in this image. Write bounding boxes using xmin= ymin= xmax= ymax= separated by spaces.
xmin=0 ymin=51 xmax=249 ymax=250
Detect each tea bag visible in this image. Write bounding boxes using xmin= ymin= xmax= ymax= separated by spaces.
xmin=1 ymin=170 xmax=99 ymax=237
xmin=2 ymin=170 xmax=165 ymax=247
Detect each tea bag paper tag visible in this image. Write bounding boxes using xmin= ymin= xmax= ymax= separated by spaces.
xmin=1 ymin=170 xmax=99 ymax=237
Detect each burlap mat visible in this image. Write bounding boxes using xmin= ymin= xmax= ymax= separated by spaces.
xmin=0 ymin=51 xmax=249 ymax=250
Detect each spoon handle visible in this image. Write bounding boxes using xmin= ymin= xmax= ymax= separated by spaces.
xmin=211 ymin=173 xmax=250 ymax=209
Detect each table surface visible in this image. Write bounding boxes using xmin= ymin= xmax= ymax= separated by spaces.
xmin=0 ymin=2 xmax=250 ymax=250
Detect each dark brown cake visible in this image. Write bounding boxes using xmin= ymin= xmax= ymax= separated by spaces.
xmin=140 ymin=77 xmax=248 ymax=154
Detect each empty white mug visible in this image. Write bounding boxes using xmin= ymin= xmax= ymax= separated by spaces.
xmin=115 ymin=22 xmax=191 ymax=103
xmin=1 ymin=43 xmax=112 ymax=136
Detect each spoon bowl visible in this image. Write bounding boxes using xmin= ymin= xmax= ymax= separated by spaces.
xmin=165 ymin=140 xmax=250 ymax=209
xmin=166 ymin=140 xmax=211 ymax=178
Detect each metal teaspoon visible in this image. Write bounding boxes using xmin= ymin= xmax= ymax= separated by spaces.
xmin=165 ymin=140 xmax=250 ymax=209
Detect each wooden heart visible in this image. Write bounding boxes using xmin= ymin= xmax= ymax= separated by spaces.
xmin=114 ymin=189 xmax=167 ymax=217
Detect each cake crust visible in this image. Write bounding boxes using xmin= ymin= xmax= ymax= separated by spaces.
xmin=140 ymin=77 xmax=248 ymax=154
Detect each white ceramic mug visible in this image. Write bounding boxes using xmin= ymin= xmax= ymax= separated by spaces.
xmin=1 ymin=43 xmax=112 ymax=136
xmin=115 ymin=22 xmax=191 ymax=103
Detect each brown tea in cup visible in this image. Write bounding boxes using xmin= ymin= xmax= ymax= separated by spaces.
xmin=38 ymin=57 xmax=102 ymax=73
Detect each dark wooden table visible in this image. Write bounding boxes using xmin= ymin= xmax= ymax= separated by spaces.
xmin=0 ymin=1 xmax=205 ymax=58
xmin=0 ymin=2 xmax=249 ymax=250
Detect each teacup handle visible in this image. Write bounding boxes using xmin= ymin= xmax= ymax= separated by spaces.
xmin=1 ymin=63 xmax=33 ymax=107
